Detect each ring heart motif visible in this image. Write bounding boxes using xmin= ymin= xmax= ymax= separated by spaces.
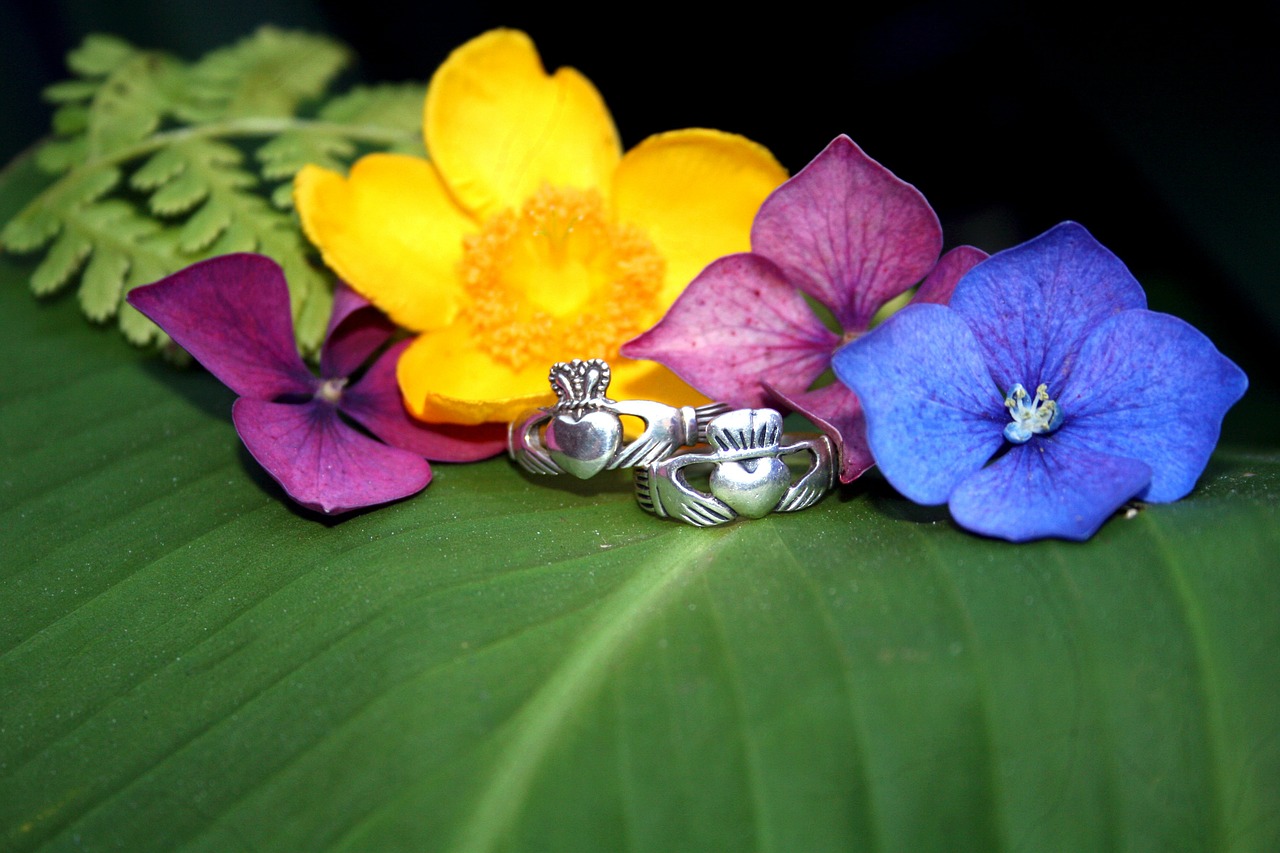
xmin=546 ymin=411 xmax=623 ymax=479
xmin=709 ymin=456 xmax=791 ymax=518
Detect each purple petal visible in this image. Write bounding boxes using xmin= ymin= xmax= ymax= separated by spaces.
xmin=127 ymin=254 xmax=316 ymax=399
xmin=1056 ymin=309 xmax=1248 ymax=502
xmin=232 ymin=398 xmax=432 ymax=514
xmin=767 ymin=382 xmax=874 ymax=484
xmin=949 ymin=439 xmax=1151 ymax=542
xmin=948 ymin=222 xmax=1147 ymax=394
xmin=320 ymin=282 xmax=395 ymax=380
xmin=912 ymin=245 xmax=989 ymax=306
xmin=621 ymin=253 xmax=839 ymax=407
xmin=833 ymin=303 xmax=1005 ymax=504
xmin=341 ymin=341 xmax=507 ymax=462
xmin=750 ymin=135 xmax=942 ymax=331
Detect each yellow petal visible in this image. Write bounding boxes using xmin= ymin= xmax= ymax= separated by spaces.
xmin=612 ymin=129 xmax=787 ymax=304
xmin=397 ymin=325 xmax=708 ymax=425
xmin=608 ymin=356 xmax=712 ymax=408
xmin=424 ymin=29 xmax=622 ymax=220
xmin=294 ymin=155 xmax=474 ymax=333
xmin=397 ymin=321 xmax=554 ymax=425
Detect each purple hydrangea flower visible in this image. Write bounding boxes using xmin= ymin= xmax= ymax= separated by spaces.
xmin=127 ymin=254 xmax=506 ymax=514
xmin=622 ymin=134 xmax=987 ymax=482
xmin=833 ymin=222 xmax=1248 ymax=542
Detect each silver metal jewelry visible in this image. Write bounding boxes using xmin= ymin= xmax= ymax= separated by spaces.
xmin=509 ymin=359 xmax=730 ymax=478
xmin=634 ymin=408 xmax=835 ymax=526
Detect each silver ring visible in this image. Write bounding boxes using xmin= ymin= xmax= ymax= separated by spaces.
xmin=634 ymin=408 xmax=835 ymax=526
xmin=509 ymin=359 xmax=730 ymax=478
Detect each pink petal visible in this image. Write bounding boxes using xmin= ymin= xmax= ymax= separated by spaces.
xmin=127 ymin=254 xmax=316 ymax=399
xmin=767 ymin=382 xmax=875 ymax=484
xmin=621 ymin=253 xmax=839 ymax=407
xmin=232 ymin=398 xmax=432 ymax=515
xmin=320 ymin=282 xmax=395 ymax=379
xmin=751 ymin=135 xmax=942 ymax=331
xmin=912 ymin=245 xmax=989 ymax=306
xmin=340 ymin=340 xmax=507 ymax=462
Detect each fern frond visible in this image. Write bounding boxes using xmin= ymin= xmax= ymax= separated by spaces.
xmin=178 ymin=28 xmax=349 ymax=122
xmin=3 ymin=28 xmax=424 ymax=356
xmin=66 ymin=34 xmax=138 ymax=77
xmin=258 ymin=83 xmax=427 ymax=208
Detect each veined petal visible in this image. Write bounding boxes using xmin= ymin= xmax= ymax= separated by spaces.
xmin=751 ymin=135 xmax=942 ymax=331
xmin=396 ymin=322 xmax=554 ymax=425
xmin=342 ymin=340 xmax=507 ymax=462
xmin=1057 ymin=309 xmax=1248 ymax=502
xmin=127 ymin=253 xmax=315 ymax=399
xmin=622 ymin=253 xmax=839 ymax=407
xmin=912 ymin=245 xmax=989 ymax=306
xmin=294 ymin=155 xmax=473 ymax=333
xmin=607 ymin=355 xmax=713 ymax=409
xmin=948 ymin=222 xmax=1147 ymax=394
xmin=232 ymin=398 xmax=432 ymax=515
xmin=949 ymin=440 xmax=1151 ymax=542
xmin=612 ymin=129 xmax=787 ymax=306
xmin=767 ymin=382 xmax=874 ymax=484
xmin=833 ymin=303 xmax=1005 ymax=504
xmin=424 ymin=29 xmax=621 ymax=220
xmin=320 ymin=283 xmax=394 ymax=380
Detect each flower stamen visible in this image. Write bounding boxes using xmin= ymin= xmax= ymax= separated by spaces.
xmin=1003 ymin=382 xmax=1063 ymax=444
xmin=458 ymin=185 xmax=665 ymax=371
xmin=316 ymin=377 xmax=347 ymax=404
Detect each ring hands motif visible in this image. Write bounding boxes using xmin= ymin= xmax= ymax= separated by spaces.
xmin=509 ymin=359 xmax=728 ymax=478
xmin=509 ymin=360 xmax=835 ymax=524
xmin=635 ymin=408 xmax=836 ymax=526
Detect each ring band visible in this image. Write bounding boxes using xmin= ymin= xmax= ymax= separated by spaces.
xmin=509 ymin=359 xmax=730 ymax=479
xmin=634 ymin=408 xmax=835 ymax=526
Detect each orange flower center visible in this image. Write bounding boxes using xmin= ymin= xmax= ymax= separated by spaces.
xmin=458 ymin=185 xmax=665 ymax=371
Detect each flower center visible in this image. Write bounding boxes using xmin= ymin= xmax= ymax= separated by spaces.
xmin=458 ymin=185 xmax=666 ymax=371
xmin=1003 ymin=382 xmax=1063 ymax=444
xmin=316 ymin=377 xmax=347 ymax=404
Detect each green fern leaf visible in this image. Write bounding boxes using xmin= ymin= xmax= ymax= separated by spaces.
xmin=318 ymin=83 xmax=427 ymax=143
xmin=1 ymin=206 xmax=62 ymax=254
xmin=257 ymin=131 xmax=355 ymax=182
xmin=80 ymin=245 xmax=131 ymax=320
xmin=71 ymin=200 xmax=172 ymax=320
xmin=1 ymin=166 xmax=121 ymax=252
xmin=30 ymin=230 xmax=92 ymax=295
xmin=179 ymin=27 xmax=349 ymax=122
xmin=204 ymin=216 xmax=259 ymax=256
xmin=130 ymin=145 xmax=187 ymax=190
xmin=86 ymin=53 xmax=183 ymax=158
xmin=66 ymin=34 xmax=137 ymax=77
xmin=51 ymin=103 xmax=91 ymax=137
xmin=177 ymin=199 xmax=233 ymax=253
xmin=43 ymin=79 xmax=101 ymax=103
xmin=34 ymin=137 xmax=88 ymax=174
xmin=153 ymin=139 xmax=261 ymax=243
xmin=4 ymin=30 xmax=429 ymax=356
xmin=259 ymin=83 xmax=426 ymax=208
xmin=148 ymin=167 xmax=210 ymax=216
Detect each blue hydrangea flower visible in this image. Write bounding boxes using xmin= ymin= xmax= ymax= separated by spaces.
xmin=833 ymin=222 xmax=1248 ymax=542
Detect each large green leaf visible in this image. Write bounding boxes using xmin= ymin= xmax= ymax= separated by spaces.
xmin=1 ymin=156 xmax=1278 ymax=853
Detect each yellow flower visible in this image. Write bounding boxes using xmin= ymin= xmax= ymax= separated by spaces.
xmin=295 ymin=29 xmax=787 ymax=424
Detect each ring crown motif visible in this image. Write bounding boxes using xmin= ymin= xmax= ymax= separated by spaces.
xmin=549 ymin=359 xmax=613 ymax=416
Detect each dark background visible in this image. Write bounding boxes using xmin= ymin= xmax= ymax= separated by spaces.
xmin=2 ymin=2 xmax=1276 ymax=440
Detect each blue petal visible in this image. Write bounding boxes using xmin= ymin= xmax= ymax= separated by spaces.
xmin=948 ymin=222 xmax=1147 ymax=395
xmin=1056 ymin=309 xmax=1248 ymax=502
xmin=949 ymin=439 xmax=1152 ymax=542
xmin=833 ymin=303 xmax=1005 ymax=504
